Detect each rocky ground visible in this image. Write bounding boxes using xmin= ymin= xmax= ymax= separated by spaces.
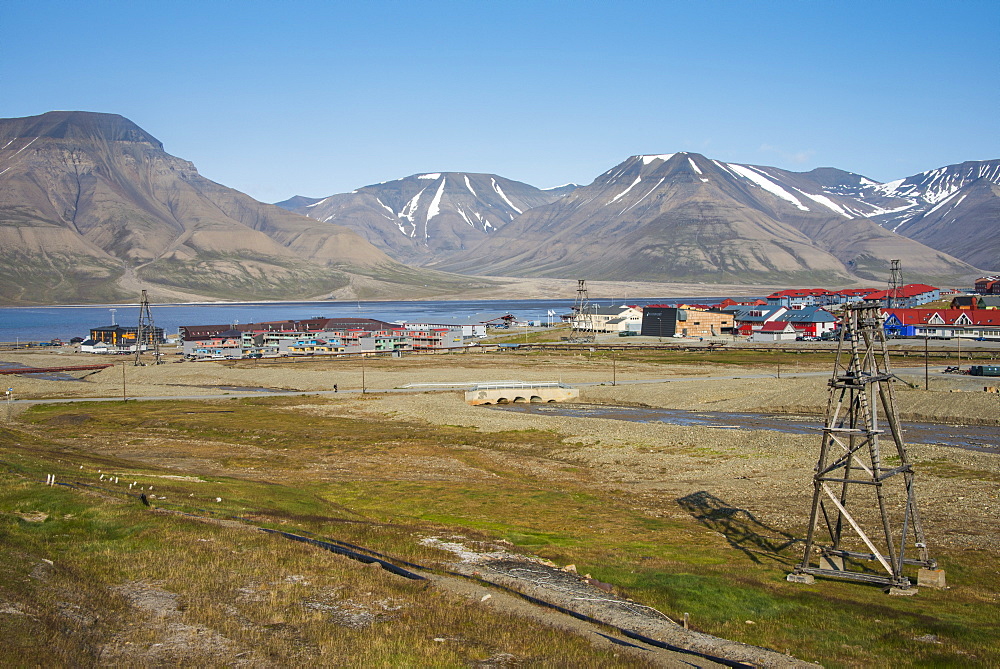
xmin=3 ymin=346 xmax=997 ymax=665
xmin=7 ymin=347 xmax=993 ymax=553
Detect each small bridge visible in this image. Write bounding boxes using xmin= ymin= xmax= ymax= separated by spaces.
xmin=466 ymin=381 xmax=579 ymax=406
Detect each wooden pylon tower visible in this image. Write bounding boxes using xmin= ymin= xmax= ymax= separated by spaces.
xmin=788 ymin=304 xmax=942 ymax=592
xmin=572 ymin=279 xmax=595 ymax=342
xmin=133 ymin=289 xmax=162 ymax=366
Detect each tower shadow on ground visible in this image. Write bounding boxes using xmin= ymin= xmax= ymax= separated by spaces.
xmin=676 ymin=490 xmax=799 ymax=565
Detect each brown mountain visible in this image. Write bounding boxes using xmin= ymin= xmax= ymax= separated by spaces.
xmin=0 ymin=111 xmax=491 ymax=305
xmin=281 ymin=173 xmax=569 ymax=265
xmin=432 ymin=153 xmax=981 ymax=285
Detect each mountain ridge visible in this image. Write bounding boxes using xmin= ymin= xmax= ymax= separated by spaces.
xmin=284 ymin=172 xmax=569 ymax=264
xmin=0 ymin=111 xmax=493 ymax=305
xmin=430 ymin=152 xmax=985 ymax=283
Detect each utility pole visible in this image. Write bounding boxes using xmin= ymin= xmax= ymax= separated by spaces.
xmin=925 ymin=335 xmax=929 ymax=391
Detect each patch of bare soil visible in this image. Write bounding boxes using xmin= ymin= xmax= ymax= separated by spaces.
xmin=102 ymin=582 xmax=237 ymax=664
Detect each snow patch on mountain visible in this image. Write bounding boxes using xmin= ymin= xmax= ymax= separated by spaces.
xmin=418 ymin=173 xmax=441 ymax=180
xmin=608 ymin=176 xmax=642 ymax=205
xmin=464 ymin=175 xmax=477 ymax=197
xmin=795 ymin=189 xmax=853 ymax=218
xmin=641 ymin=154 xmax=675 ymax=165
xmin=427 ymin=177 xmax=446 ymax=223
xmin=491 ymin=178 xmax=522 ymax=214
xmin=726 ymin=163 xmax=810 ymax=211
xmin=398 ymin=188 xmax=426 ymax=236
xmin=620 ymin=177 xmax=664 ymax=215
xmin=688 ymin=157 xmax=703 ymax=175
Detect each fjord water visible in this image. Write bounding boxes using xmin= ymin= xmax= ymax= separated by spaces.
xmin=0 ymin=297 xmax=729 ymax=343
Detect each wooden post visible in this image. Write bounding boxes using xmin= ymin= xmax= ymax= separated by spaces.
xmin=924 ymin=336 xmax=929 ymax=391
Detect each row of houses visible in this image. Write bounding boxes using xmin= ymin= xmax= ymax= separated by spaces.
xmin=764 ymin=284 xmax=943 ymax=309
xmin=176 ymin=315 xmax=528 ymax=359
xmin=883 ymin=309 xmax=1000 ymax=339
xmin=584 ymin=303 xmax=838 ymax=341
xmin=592 ymin=297 xmax=1000 ymax=343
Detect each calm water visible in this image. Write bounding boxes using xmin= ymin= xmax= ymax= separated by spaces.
xmin=0 ymin=296 xmax=730 ymax=343
xmin=489 ymin=403 xmax=1000 ymax=453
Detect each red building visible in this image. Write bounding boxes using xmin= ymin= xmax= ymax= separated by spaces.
xmin=975 ymin=277 xmax=1000 ymax=295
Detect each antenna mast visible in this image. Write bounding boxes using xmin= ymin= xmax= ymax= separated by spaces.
xmin=787 ymin=303 xmax=943 ymax=593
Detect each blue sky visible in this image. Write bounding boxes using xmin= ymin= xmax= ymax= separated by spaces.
xmin=3 ymin=1 xmax=998 ymax=202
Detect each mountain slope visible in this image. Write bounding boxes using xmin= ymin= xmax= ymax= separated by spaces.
xmin=0 ymin=111 xmax=492 ymax=304
xmin=433 ymin=153 xmax=979 ymax=284
xmin=856 ymin=160 xmax=1000 ymax=270
xmin=285 ymin=173 xmax=567 ymax=264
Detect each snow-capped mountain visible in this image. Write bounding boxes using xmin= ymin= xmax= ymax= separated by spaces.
xmin=842 ymin=160 xmax=1000 ymax=269
xmin=432 ymin=153 xmax=981 ymax=284
xmin=282 ymin=173 xmax=571 ymax=264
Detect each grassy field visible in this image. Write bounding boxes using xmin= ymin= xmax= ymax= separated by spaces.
xmin=2 ymin=386 xmax=997 ymax=666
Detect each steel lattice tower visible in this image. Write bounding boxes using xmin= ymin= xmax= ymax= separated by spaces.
xmin=788 ymin=304 xmax=940 ymax=591
xmin=133 ymin=289 xmax=162 ymax=366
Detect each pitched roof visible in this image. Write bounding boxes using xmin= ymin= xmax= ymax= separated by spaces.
xmin=780 ymin=307 xmax=837 ymax=323
xmin=731 ymin=306 xmax=787 ymax=322
xmin=768 ymin=289 xmax=833 ymax=298
xmin=864 ymin=284 xmax=939 ymax=300
xmin=884 ymin=309 xmax=1000 ymax=326
xmin=759 ymin=321 xmax=796 ymax=332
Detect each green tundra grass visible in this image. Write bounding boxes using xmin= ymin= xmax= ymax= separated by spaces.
xmin=1 ymin=396 xmax=997 ymax=666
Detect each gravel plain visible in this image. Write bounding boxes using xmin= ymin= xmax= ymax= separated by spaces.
xmin=4 ymin=347 xmax=998 ymax=553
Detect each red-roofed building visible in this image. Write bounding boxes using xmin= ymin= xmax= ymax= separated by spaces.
xmin=717 ymin=298 xmax=767 ymax=308
xmin=863 ymin=284 xmax=940 ymax=308
xmin=882 ymin=309 xmax=1000 ymax=339
xmin=975 ymin=276 xmax=1000 ymax=295
xmin=767 ymin=289 xmax=834 ymax=307
xmin=750 ymin=321 xmax=798 ymax=342
xmin=831 ymin=288 xmax=879 ymax=303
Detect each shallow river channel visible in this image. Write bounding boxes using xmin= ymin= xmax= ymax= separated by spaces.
xmin=486 ymin=403 xmax=1000 ymax=454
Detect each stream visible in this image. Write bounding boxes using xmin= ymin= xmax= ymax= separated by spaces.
xmin=486 ymin=403 xmax=1000 ymax=454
